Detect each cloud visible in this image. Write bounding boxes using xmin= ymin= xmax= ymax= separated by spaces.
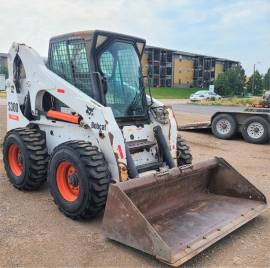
xmin=0 ymin=0 xmax=269 ymax=75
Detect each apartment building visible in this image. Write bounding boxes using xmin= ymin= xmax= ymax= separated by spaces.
xmin=142 ymin=46 xmax=239 ymax=88
xmin=142 ymin=46 xmax=174 ymax=87
xmin=0 ymin=53 xmax=8 ymax=68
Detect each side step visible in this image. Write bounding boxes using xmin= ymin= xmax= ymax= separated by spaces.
xmin=126 ymin=139 xmax=162 ymax=174
xmin=125 ymin=126 xmax=176 ymax=176
xmin=126 ymin=139 xmax=156 ymax=153
xmin=137 ymin=161 xmax=163 ymax=173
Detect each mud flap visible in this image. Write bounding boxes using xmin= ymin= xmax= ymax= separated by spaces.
xmin=102 ymin=158 xmax=267 ymax=266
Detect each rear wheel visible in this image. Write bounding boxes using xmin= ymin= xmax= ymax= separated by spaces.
xmin=48 ymin=141 xmax=111 ymax=219
xmin=241 ymin=116 xmax=269 ymax=144
xmin=212 ymin=113 xmax=237 ymax=139
xmin=3 ymin=128 xmax=48 ymax=190
xmin=176 ymin=137 xmax=192 ymax=166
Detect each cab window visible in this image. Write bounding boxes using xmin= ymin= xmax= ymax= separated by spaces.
xmin=49 ymin=39 xmax=93 ymax=96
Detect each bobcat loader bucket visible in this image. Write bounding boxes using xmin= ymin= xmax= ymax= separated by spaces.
xmin=102 ymin=158 xmax=267 ymax=266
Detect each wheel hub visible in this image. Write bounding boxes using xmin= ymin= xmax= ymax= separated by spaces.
xmin=216 ymin=119 xmax=231 ymax=135
xmin=247 ymin=122 xmax=264 ymax=139
xmin=17 ymin=152 xmax=23 ymax=166
xmin=68 ymin=173 xmax=79 ymax=187
xmin=8 ymin=143 xmax=24 ymax=176
xmin=221 ymin=123 xmax=227 ymax=129
xmin=56 ymin=161 xmax=80 ymax=202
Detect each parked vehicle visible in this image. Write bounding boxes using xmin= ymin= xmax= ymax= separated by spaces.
xmin=179 ymin=107 xmax=270 ymax=144
xmin=190 ymin=90 xmax=221 ymax=101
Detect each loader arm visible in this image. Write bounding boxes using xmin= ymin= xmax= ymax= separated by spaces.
xmin=6 ymin=43 xmax=127 ymax=180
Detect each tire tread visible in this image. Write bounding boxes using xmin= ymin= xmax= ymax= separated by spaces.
xmin=3 ymin=127 xmax=48 ymax=190
xmin=176 ymin=136 xmax=192 ymax=166
xmin=49 ymin=140 xmax=110 ymax=219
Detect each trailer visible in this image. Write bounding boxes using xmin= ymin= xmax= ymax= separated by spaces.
xmin=178 ymin=107 xmax=270 ymax=144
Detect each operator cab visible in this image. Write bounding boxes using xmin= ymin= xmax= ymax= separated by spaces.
xmin=48 ymin=30 xmax=148 ymax=124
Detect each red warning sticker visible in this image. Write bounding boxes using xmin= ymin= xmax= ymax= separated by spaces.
xmin=8 ymin=114 xmax=19 ymax=121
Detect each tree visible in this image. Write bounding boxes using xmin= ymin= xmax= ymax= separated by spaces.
xmin=0 ymin=66 xmax=8 ymax=78
xmin=246 ymin=70 xmax=263 ymax=95
xmin=263 ymin=68 xmax=270 ymax=91
xmin=214 ymin=65 xmax=246 ymax=96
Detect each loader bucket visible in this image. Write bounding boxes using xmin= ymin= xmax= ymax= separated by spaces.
xmin=102 ymin=158 xmax=267 ymax=266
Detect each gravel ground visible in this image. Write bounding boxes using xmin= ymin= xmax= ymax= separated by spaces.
xmin=0 ymin=105 xmax=269 ymax=267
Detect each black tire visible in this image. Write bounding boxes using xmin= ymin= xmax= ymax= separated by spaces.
xmin=176 ymin=137 xmax=192 ymax=166
xmin=241 ymin=116 xmax=269 ymax=144
xmin=3 ymin=127 xmax=48 ymax=190
xmin=48 ymin=141 xmax=111 ymax=219
xmin=211 ymin=113 xmax=237 ymax=139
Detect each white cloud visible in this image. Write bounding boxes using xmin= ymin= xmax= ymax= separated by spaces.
xmin=0 ymin=0 xmax=269 ymax=74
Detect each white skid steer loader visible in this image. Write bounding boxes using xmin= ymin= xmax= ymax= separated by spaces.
xmin=3 ymin=30 xmax=267 ymax=266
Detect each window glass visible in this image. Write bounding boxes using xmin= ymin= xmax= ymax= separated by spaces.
xmin=50 ymin=41 xmax=73 ymax=82
xmin=98 ymin=41 xmax=145 ymax=118
xmin=49 ymin=40 xmax=93 ymax=96
xmin=68 ymin=40 xmax=92 ymax=95
xmin=99 ymin=51 xmax=114 ymax=77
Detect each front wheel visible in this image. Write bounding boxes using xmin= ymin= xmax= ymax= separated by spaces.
xmin=48 ymin=141 xmax=111 ymax=219
xmin=241 ymin=116 xmax=269 ymax=144
xmin=211 ymin=114 xmax=237 ymax=140
xmin=176 ymin=137 xmax=192 ymax=166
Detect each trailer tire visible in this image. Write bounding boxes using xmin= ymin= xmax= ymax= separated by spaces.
xmin=212 ymin=113 xmax=237 ymax=139
xmin=241 ymin=116 xmax=269 ymax=144
xmin=176 ymin=137 xmax=192 ymax=166
xmin=48 ymin=141 xmax=111 ymax=219
xmin=3 ymin=127 xmax=48 ymax=190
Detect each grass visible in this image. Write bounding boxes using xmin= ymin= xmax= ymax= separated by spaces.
xmin=193 ymin=96 xmax=262 ymax=107
xmin=149 ymin=87 xmax=202 ymax=99
xmin=148 ymin=87 xmax=263 ymax=107
xmin=0 ymin=87 xmax=198 ymax=100
xmin=0 ymin=87 xmax=262 ymax=107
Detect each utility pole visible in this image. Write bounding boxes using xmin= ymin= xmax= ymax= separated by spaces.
xmin=251 ymin=62 xmax=262 ymax=95
xmin=268 ymin=69 xmax=270 ymax=91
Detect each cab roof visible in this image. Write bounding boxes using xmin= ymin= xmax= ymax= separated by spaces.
xmin=50 ymin=30 xmax=146 ymax=44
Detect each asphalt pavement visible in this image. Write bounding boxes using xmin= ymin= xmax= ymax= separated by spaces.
xmin=0 ymin=96 xmax=247 ymax=116
xmin=171 ymin=104 xmax=245 ymax=115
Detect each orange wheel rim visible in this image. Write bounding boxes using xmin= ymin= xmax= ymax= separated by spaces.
xmin=8 ymin=144 xmax=23 ymax=176
xmin=56 ymin=161 xmax=80 ymax=202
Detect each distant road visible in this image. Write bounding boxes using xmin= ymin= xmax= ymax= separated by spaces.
xmin=171 ymin=104 xmax=245 ymax=115
xmin=0 ymin=97 xmax=245 ymax=116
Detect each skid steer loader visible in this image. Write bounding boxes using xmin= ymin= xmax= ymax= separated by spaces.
xmin=3 ymin=30 xmax=267 ymax=266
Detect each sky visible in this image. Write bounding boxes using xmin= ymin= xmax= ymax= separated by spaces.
xmin=0 ymin=0 xmax=269 ymax=75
